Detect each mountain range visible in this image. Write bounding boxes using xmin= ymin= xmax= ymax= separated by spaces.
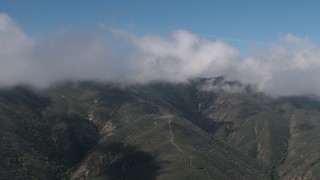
xmin=1 ymin=77 xmax=320 ymax=179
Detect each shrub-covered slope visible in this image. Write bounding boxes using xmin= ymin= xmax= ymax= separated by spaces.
xmin=1 ymin=79 xmax=320 ymax=179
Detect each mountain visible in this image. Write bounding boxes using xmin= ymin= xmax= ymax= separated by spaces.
xmin=1 ymin=78 xmax=320 ymax=179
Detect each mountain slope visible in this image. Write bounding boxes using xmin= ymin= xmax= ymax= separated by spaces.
xmin=1 ymin=79 xmax=320 ymax=179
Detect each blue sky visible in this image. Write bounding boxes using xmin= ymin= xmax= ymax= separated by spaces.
xmin=1 ymin=0 xmax=319 ymax=50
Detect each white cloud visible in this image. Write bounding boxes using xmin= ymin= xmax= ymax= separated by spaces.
xmin=1 ymin=13 xmax=320 ymax=97
xmin=282 ymin=33 xmax=308 ymax=45
xmin=228 ymin=34 xmax=320 ymax=96
xmin=0 ymin=13 xmax=34 ymax=86
xmin=128 ymin=30 xmax=239 ymax=82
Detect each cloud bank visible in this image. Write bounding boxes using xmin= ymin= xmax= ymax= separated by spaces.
xmin=1 ymin=13 xmax=320 ymax=96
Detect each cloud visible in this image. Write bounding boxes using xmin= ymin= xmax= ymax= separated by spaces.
xmin=0 ymin=14 xmax=129 ymax=87
xmin=281 ymin=33 xmax=308 ymax=45
xmin=244 ymin=38 xmax=320 ymax=96
xmin=0 ymin=14 xmax=239 ymax=87
xmin=1 ymin=13 xmax=320 ymax=97
xmin=128 ymin=30 xmax=239 ymax=82
xmin=0 ymin=13 xmax=34 ymax=86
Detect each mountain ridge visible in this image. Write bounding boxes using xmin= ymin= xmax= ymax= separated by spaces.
xmin=1 ymin=78 xmax=320 ymax=179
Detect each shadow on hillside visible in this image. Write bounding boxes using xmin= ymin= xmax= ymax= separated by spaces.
xmin=91 ymin=142 xmax=161 ymax=180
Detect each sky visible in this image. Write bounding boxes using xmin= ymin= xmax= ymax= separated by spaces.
xmin=1 ymin=1 xmax=320 ymax=96
xmin=1 ymin=0 xmax=319 ymax=53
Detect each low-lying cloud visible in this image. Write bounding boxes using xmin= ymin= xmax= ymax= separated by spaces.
xmin=1 ymin=13 xmax=320 ymax=96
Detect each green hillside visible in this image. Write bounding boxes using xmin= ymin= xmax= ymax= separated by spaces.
xmin=1 ymin=78 xmax=320 ymax=179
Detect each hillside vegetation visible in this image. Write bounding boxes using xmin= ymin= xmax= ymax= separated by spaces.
xmin=1 ymin=78 xmax=320 ymax=179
